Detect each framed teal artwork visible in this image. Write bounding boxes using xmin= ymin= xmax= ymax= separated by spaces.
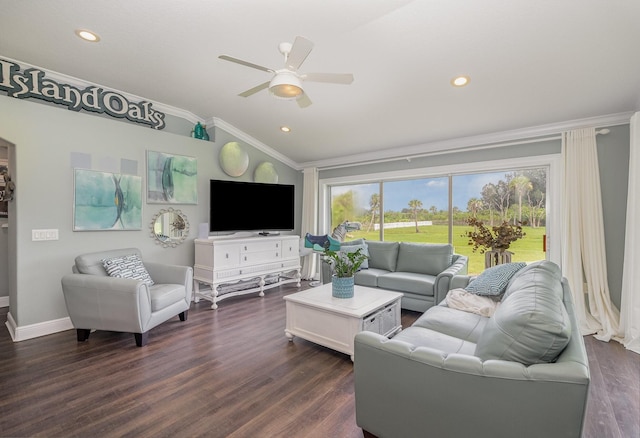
xmin=73 ymin=169 xmax=143 ymax=231
xmin=146 ymin=151 xmax=198 ymax=204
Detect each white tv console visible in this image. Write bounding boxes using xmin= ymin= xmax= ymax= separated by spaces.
xmin=193 ymin=234 xmax=301 ymax=309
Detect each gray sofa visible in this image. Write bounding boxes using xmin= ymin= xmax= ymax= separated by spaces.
xmin=353 ymin=260 xmax=590 ymax=438
xmin=323 ymin=240 xmax=468 ymax=312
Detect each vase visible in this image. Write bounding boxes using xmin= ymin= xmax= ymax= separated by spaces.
xmin=332 ymin=275 xmax=354 ymax=298
xmin=484 ymin=250 xmax=513 ymax=269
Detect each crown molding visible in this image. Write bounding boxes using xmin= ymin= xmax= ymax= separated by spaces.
xmin=300 ymin=111 xmax=634 ymax=170
xmin=208 ymin=117 xmax=299 ymax=169
xmin=2 ymin=56 xmax=205 ymax=125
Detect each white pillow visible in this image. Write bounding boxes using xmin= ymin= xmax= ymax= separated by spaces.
xmin=446 ymin=288 xmax=500 ymax=317
xmin=102 ymin=254 xmax=154 ymax=286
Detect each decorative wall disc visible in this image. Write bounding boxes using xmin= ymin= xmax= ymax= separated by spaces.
xmin=219 ymin=142 xmax=249 ymax=177
xmin=254 ymin=161 xmax=279 ymax=183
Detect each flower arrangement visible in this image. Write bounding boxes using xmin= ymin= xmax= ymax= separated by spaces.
xmin=323 ymin=248 xmax=368 ymax=278
xmin=463 ymin=217 xmax=526 ymax=253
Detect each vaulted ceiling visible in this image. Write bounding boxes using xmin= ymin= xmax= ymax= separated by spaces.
xmin=1 ymin=0 xmax=639 ymax=167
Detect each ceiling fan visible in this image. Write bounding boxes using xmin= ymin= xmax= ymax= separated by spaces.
xmin=218 ymin=36 xmax=354 ymax=108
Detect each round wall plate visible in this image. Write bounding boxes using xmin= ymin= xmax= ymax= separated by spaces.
xmin=254 ymin=162 xmax=278 ymax=183
xmin=219 ymin=142 xmax=249 ymax=177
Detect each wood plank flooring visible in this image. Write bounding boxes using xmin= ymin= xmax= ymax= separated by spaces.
xmin=0 ymin=281 xmax=638 ymax=438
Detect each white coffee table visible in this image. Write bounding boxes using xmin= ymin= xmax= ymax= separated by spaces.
xmin=284 ymin=283 xmax=403 ymax=361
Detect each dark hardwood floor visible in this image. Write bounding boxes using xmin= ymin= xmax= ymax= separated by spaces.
xmin=0 ymin=281 xmax=638 ymax=438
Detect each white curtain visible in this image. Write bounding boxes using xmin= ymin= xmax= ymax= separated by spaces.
xmin=561 ymin=127 xmax=622 ymax=342
xmin=620 ymin=112 xmax=640 ymax=354
xmin=299 ymin=167 xmax=319 ymax=280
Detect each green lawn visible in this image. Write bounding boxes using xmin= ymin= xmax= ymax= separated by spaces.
xmin=344 ymin=225 xmax=547 ymax=275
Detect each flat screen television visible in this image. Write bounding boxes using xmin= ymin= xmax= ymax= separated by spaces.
xmin=209 ymin=179 xmax=295 ymax=234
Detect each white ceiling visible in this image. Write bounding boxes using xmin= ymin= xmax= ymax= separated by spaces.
xmin=1 ymin=0 xmax=639 ymax=168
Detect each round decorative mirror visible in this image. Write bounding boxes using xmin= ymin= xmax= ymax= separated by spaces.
xmin=150 ymin=208 xmax=190 ymax=248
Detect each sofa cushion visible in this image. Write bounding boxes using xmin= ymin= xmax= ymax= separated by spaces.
xmin=377 ymin=272 xmax=435 ymax=296
xmin=354 ymin=268 xmax=389 ymax=287
xmin=474 ymin=262 xmax=571 ymax=365
xmin=412 ymin=304 xmax=489 ymax=343
xmin=393 ymin=326 xmax=476 ymax=355
xmin=502 ymin=260 xmax=561 ymax=300
xmin=102 ymin=254 xmax=154 ymax=286
xmin=366 ymin=241 xmax=399 ymax=271
xmin=340 ymin=240 xmax=369 ymax=269
xmin=396 ymin=243 xmax=453 ymax=276
xmin=464 ymin=262 xmax=527 ymax=297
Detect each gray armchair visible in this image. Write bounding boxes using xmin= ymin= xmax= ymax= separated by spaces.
xmin=61 ymin=248 xmax=192 ymax=347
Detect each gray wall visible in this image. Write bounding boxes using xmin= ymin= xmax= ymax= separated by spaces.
xmin=319 ymin=125 xmax=630 ymax=309
xmin=0 ymin=94 xmax=302 ymax=328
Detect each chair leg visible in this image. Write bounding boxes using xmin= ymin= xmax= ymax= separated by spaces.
xmin=134 ymin=332 xmax=149 ymax=347
xmin=76 ymin=329 xmax=91 ymax=342
xmin=179 ymin=310 xmax=188 ymax=321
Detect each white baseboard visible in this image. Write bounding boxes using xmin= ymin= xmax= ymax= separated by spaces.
xmin=5 ymin=312 xmax=74 ymax=342
xmin=0 ymin=296 xmax=9 ymax=308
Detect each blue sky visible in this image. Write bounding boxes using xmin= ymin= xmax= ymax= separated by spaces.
xmin=332 ymin=172 xmax=510 ymax=212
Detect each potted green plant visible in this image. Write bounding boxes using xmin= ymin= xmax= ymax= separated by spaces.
xmin=323 ymin=247 xmax=368 ymax=298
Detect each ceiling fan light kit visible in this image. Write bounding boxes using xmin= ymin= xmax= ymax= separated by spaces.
xmin=269 ymin=72 xmax=303 ymax=99
xmin=219 ymin=36 xmax=353 ymax=108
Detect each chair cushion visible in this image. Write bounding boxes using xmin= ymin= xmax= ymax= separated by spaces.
xmin=366 ymin=241 xmax=399 ymax=271
xmin=75 ymin=247 xmax=143 ymax=276
xmin=464 ymin=262 xmax=527 ymax=296
xmin=150 ymin=283 xmax=186 ymax=311
xmin=474 ymin=262 xmax=571 ymax=365
xmin=396 ymin=242 xmax=453 ymax=276
xmin=103 ymin=254 xmax=154 ymax=286
xmin=354 ymin=268 xmax=389 ymax=287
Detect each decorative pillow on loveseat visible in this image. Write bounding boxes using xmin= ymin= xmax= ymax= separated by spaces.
xmin=339 ymin=239 xmax=369 ymax=269
xmin=102 ymin=254 xmax=154 ymax=286
xmin=464 ymin=262 xmax=527 ymax=297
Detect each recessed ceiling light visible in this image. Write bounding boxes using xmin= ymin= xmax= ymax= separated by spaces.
xmin=451 ymin=75 xmax=470 ymax=87
xmin=280 ymin=126 xmax=291 ymax=133
xmin=75 ymin=29 xmax=100 ymax=42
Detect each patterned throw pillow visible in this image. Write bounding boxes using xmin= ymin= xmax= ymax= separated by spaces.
xmin=464 ymin=262 xmax=527 ymax=297
xmin=339 ymin=243 xmax=369 ymax=270
xmin=102 ymin=254 xmax=154 ymax=286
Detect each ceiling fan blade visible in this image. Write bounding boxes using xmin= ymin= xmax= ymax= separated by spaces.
xmin=286 ymin=36 xmax=314 ymax=71
xmin=302 ymin=72 xmax=354 ymax=84
xmin=239 ymin=81 xmax=270 ymax=97
xmin=297 ymin=93 xmax=312 ymax=108
xmin=219 ymin=55 xmax=274 ymax=73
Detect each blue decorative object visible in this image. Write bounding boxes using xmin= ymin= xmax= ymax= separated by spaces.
xmin=193 ymin=122 xmax=204 ymax=139
xmin=332 ymin=275 xmax=354 ymax=298
xmin=465 ymin=262 xmax=527 ymax=296
xmin=202 ymin=125 xmax=210 ymax=141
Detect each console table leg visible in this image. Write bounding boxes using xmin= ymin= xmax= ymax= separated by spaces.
xmin=285 ymin=330 xmax=294 ymax=341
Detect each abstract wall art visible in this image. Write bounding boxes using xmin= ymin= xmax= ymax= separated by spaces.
xmin=146 ymin=151 xmax=198 ymax=204
xmin=73 ymin=169 xmax=142 ymax=231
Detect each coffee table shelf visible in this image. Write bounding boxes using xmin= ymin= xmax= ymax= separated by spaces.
xmin=284 ymin=284 xmax=403 ymax=361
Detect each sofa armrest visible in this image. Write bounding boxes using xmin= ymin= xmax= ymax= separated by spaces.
xmin=145 ymin=262 xmax=193 ymax=298
xmin=449 ymin=274 xmax=473 ymax=290
xmin=354 ymin=331 xmax=590 ymax=438
xmin=61 ymin=274 xmax=152 ymax=333
xmin=433 ymin=255 xmax=468 ymax=304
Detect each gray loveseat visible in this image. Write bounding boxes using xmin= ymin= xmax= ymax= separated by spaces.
xmin=354 ymin=260 xmax=590 ymax=438
xmin=323 ymin=240 xmax=468 ymax=312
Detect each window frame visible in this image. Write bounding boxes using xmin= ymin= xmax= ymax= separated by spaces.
xmin=319 ymin=154 xmax=562 ymax=266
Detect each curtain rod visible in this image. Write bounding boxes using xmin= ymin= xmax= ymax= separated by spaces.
xmin=319 ymin=128 xmax=611 ymax=171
